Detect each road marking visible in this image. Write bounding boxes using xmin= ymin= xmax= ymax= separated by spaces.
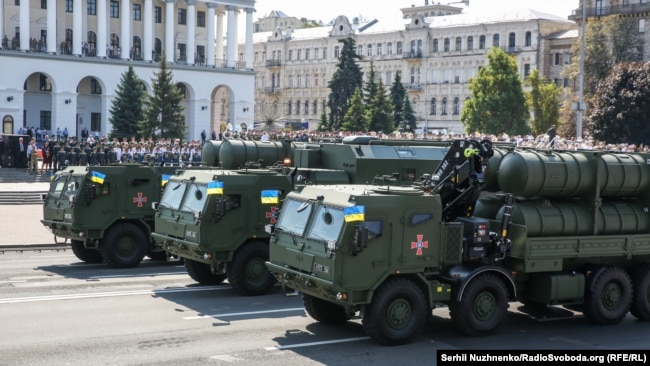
xmin=184 ymin=307 xmax=305 ymax=320
xmin=264 ymin=336 xmax=370 ymax=350
xmin=0 ymin=280 xmax=27 ymax=284
xmin=86 ymin=271 xmax=187 ymax=280
xmin=0 ymin=286 xmax=227 ymax=304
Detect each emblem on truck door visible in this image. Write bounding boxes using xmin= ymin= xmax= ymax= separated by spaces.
xmin=265 ymin=206 xmax=279 ymax=223
xmin=411 ymin=234 xmax=428 ymax=255
xmin=133 ymin=192 xmax=148 ymax=207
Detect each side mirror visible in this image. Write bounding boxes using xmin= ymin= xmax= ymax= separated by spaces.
xmin=265 ymin=224 xmax=275 ymax=235
xmin=84 ymin=183 xmax=96 ymax=205
xmin=151 ymin=202 xmax=158 ymax=210
xmin=214 ymin=198 xmax=226 ymax=222
xmin=352 ymin=224 xmax=368 ymax=256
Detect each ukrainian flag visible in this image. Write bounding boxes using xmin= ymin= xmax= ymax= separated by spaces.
xmin=261 ymin=190 xmax=280 ymax=204
xmin=91 ymin=171 xmax=106 ymax=184
xmin=207 ymin=181 xmax=224 ymax=195
xmin=161 ymin=174 xmax=171 ymax=187
xmin=344 ymin=205 xmax=365 ymax=222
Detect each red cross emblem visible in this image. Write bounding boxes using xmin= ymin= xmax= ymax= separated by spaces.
xmin=133 ymin=192 xmax=148 ymax=207
xmin=265 ymin=206 xmax=279 ymax=223
xmin=411 ymin=234 xmax=428 ymax=256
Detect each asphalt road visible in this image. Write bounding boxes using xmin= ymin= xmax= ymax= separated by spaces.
xmin=0 ymin=250 xmax=649 ymax=366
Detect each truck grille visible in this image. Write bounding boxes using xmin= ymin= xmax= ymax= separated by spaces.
xmin=444 ymin=223 xmax=462 ymax=264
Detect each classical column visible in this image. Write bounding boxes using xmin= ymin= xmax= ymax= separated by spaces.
xmin=245 ymin=8 xmax=253 ymax=70
xmin=186 ymin=0 xmax=197 ymax=65
xmin=73 ymin=0 xmax=83 ymax=55
xmin=46 ymin=0 xmax=57 ymax=53
xmin=97 ymin=0 xmax=107 ymax=57
xmin=121 ymin=0 xmax=131 ymax=59
xmin=165 ymin=0 xmax=176 ymax=62
xmin=216 ymin=9 xmax=224 ymax=67
xmin=225 ymin=6 xmax=237 ymax=68
xmin=19 ymin=0 xmax=29 ymax=51
xmin=143 ymin=0 xmax=153 ymax=61
xmin=206 ymin=4 xmax=216 ymax=67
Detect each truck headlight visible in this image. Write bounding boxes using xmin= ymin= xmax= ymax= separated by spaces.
xmin=326 ymin=240 xmax=336 ymax=252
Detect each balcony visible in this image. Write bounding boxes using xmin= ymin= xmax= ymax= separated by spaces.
xmin=406 ymin=83 xmax=423 ymax=91
xmin=569 ymin=3 xmax=650 ymax=20
xmin=403 ymin=51 xmax=423 ymax=60
xmin=265 ymin=59 xmax=282 ymax=67
xmin=264 ymin=87 xmax=282 ymax=94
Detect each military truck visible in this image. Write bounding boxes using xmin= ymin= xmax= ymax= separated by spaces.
xmin=265 ymin=140 xmax=650 ymax=345
xmin=151 ymin=137 xmax=454 ymax=296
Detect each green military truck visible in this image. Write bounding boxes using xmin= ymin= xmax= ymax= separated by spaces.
xmin=265 ymin=140 xmax=650 ymax=345
xmin=151 ymin=137 xmax=454 ymax=296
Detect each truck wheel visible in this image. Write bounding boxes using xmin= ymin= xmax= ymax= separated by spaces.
xmin=303 ymin=294 xmax=350 ymax=324
xmin=100 ymin=223 xmax=147 ymax=268
xmin=630 ymin=265 xmax=650 ymax=321
xmin=184 ymin=259 xmax=226 ymax=285
xmin=362 ymin=277 xmax=427 ymax=346
xmin=583 ymin=266 xmax=632 ymax=325
xmin=227 ymin=241 xmax=276 ymax=296
xmin=450 ymin=273 xmax=508 ymax=336
xmin=70 ymin=240 xmax=103 ymax=263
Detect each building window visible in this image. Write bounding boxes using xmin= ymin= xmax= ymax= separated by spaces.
xmin=523 ymin=63 xmax=531 ymax=78
xmin=455 ymin=37 xmax=462 ymax=51
xmin=386 ymin=71 xmax=392 ymax=84
xmin=479 ymin=35 xmax=486 ymax=49
xmin=297 ymin=49 xmax=302 ymax=60
xmin=441 ymin=97 xmax=448 ymax=115
xmin=288 ymin=75 xmax=293 ymax=88
xmin=357 ymin=45 xmax=362 ymax=56
xmin=396 ymin=41 xmax=402 ymax=54
xmin=90 ymin=78 xmax=102 ymax=94
xmin=367 ymin=44 xmax=372 ymax=57
xmin=133 ymin=4 xmax=141 ymax=21
xmin=377 ymin=43 xmax=382 ymax=56
xmin=314 ymin=48 xmax=319 ymax=59
xmin=304 ymin=100 xmax=309 ymax=115
xmin=334 ymin=46 xmax=340 ymax=58
xmin=387 ymin=42 xmax=393 ymax=55
xmin=322 ymin=47 xmax=327 ymax=59
xmin=39 ymin=73 xmax=52 ymax=91
xmin=178 ymin=8 xmax=187 ymax=25
xmin=444 ymin=38 xmax=450 ymax=52
xmin=154 ymin=7 xmax=162 ymax=23
xmin=65 ymin=0 xmax=73 ymax=12
xmin=296 ymin=100 xmax=300 ymax=115
xmin=493 ymin=34 xmax=499 ymax=47
xmin=453 ymin=97 xmax=460 ymax=115
xmin=508 ymin=32 xmax=516 ymax=48
xmin=91 ymin=113 xmax=101 ymax=132
xmin=525 ymin=31 xmax=532 ymax=47
xmin=40 ymin=111 xmax=52 ymax=131
xmin=305 ymin=48 xmax=310 ymax=60
xmin=41 ymin=0 xmax=47 ymax=9
xmin=563 ymin=52 xmax=571 ymax=65
xmin=198 ymin=11 xmax=206 ymax=27
xmin=640 ymin=19 xmax=646 ymax=33
xmin=430 ymin=98 xmax=436 ymax=115
xmin=467 ymin=36 xmax=473 ymax=51
xmin=554 ymin=52 xmax=560 ymax=65
xmin=305 ymin=74 xmax=310 ymax=87
xmin=433 ymin=39 xmax=439 ymax=52
xmin=110 ymin=1 xmax=119 ymax=18
xmin=288 ymin=50 xmax=293 ymax=60
xmin=312 ymin=100 xmax=318 ymax=115
xmin=287 ymin=101 xmax=292 ymax=115
xmin=297 ymin=75 xmax=302 ymax=88
xmin=87 ymin=0 xmax=96 ymax=15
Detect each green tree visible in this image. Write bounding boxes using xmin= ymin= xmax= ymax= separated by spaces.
xmin=399 ymin=94 xmax=417 ymax=133
xmin=461 ymin=47 xmax=529 ymax=135
xmin=327 ymin=37 xmax=363 ymax=130
xmin=109 ymin=66 xmax=146 ymax=140
xmin=363 ymin=61 xmax=378 ymax=105
xmin=589 ymin=62 xmax=650 ymax=144
xmin=341 ymin=87 xmax=368 ymax=132
xmin=524 ymin=69 xmax=561 ymax=136
xmin=367 ymin=80 xmax=394 ymax=133
xmin=389 ymin=71 xmax=406 ymax=128
xmin=318 ymin=108 xmax=328 ymax=131
xmin=139 ymin=54 xmax=186 ymax=140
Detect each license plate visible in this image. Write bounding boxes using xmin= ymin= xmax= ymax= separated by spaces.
xmin=313 ymin=263 xmax=330 ymax=274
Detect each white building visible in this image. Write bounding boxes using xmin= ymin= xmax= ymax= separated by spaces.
xmin=247 ymin=3 xmax=578 ymax=134
xmin=0 ymin=0 xmax=256 ymax=140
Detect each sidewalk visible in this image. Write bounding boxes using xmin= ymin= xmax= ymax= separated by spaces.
xmin=0 ymin=182 xmax=57 ymax=246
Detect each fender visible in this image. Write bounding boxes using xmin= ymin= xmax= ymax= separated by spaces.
xmin=447 ymin=264 xmax=517 ymax=302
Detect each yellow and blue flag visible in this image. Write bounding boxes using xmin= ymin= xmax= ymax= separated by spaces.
xmin=207 ymin=181 xmax=224 ymax=195
xmin=261 ymin=190 xmax=280 ymax=204
xmin=344 ymin=205 xmax=365 ymax=222
xmin=90 ymin=171 xmax=106 ymax=184
xmin=161 ymin=174 xmax=171 ymax=187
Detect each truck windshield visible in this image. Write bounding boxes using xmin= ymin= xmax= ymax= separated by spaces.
xmin=64 ymin=176 xmax=84 ymax=198
xmin=277 ymin=198 xmax=313 ymax=236
xmin=48 ymin=175 xmax=67 ymax=199
xmin=307 ymin=205 xmax=344 ymax=242
xmin=160 ymin=181 xmax=187 ymax=210
xmin=181 ymin=183 xmax=208 ymax=213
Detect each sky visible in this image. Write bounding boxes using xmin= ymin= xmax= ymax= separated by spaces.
xmin=252 ymin=0 xmax=580 ymax=23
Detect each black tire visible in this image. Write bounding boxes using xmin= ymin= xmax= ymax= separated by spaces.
xmin=362 ymin=277 xmax=427 ymax=346
xmin=629 ymin=265 xmax=650 ymax=321
xmin=227 ymin=241 xmax=276 ymax=296
xmin=70 ymin=239 xmax=103 ymax=263
xmin=449 ymin=273 xmax=509 ymax=337
xmin=184 ymin=259 xmax=227 ymax=285
xmin=583 ymin=266 xmax=632 ymax=325
xmin=100 ymin=223 xmax=147 ymax=268
xmin=146 ymin=249 xmax=168 ymax=261
xmin=303 ymin=294 xmax=350 ymax=324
